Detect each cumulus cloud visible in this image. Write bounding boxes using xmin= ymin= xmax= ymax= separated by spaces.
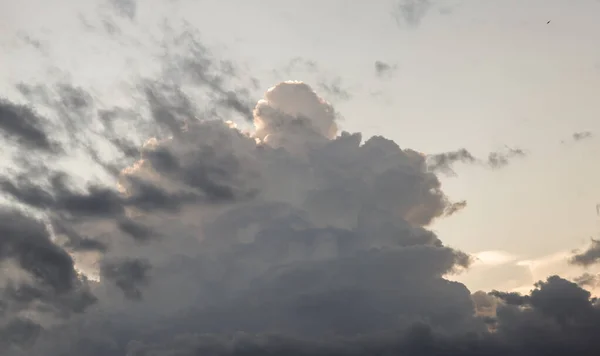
xmin=0 ymin=77 xmax=479 ymax=354
xmin=2 ymin=15 xmax=600 ymax=356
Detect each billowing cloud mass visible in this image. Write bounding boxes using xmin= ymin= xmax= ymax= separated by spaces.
xmin=1 ymin=26 xmax=600 ymax=356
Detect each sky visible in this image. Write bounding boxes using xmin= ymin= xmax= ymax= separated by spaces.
xmin=2 ymin=0 xmax=600 ymax=355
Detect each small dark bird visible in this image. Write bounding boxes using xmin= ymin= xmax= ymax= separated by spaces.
xmin=547 ymin=20 xmax=551 ymax=24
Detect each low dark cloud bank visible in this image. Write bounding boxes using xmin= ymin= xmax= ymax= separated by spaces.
xmin=1 ymin=17 xmax=599 ymax=356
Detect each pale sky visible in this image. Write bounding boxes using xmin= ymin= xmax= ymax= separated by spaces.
xmin=2 ymin=0 xmax=600 ymax=294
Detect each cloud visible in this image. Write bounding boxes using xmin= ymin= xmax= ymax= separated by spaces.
xmin=107 ymin=0 xmax=137 ymax=19
xmin=0 ymin=99 xmax=60 ymax=153
xmin=99 ymin=258 xmax=151 ymax=300
xmin=0 ymin=76 xmax=481 ymax=353
xmin=393 ymin=0 xmax=432 ymax=28
xmin=574 ymin=273 xmax=600 ymax=288
xmin=573 ymin=131 xmax=593 ymax=141
xmin=317 ymin=78 xmax=352 ymax=101
xmin=374 ymin=61 xmax=397 ymax=78
xmin=561 ymin=131 xmax=593 ymax=145
xmin=283 ymin=57 xmax=319 ymax=75
xmin=427 ymin=147 xmax=527 ymax=175
xmin=444 ymin=200 xmax=467 ymax=217
xmin=3 ymin=10 xmax=600 ymax=356
xmin=279 ymin=58 xmax=352 ymax=102
xmin=571 ymin=239 xmax=600 ymax=267
xmin=487 ymin=147 xmax=526 ymax=169
xmin=427 ymin=148 xmax=476 ymax=174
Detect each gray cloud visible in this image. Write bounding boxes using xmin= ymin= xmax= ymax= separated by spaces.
xmin=571 ymin=239 xmax=600 ymax=267
xmin=561 ymin=131 xmax=593 ymax=145
xmin=100 ymin=258 xmax=150 ymax=300
xmin=283 ymin=57 xmax=319 ymax=75
xmin=0 ymin=99 xmax=60 ymax=153
xmin=444 ymin=200 xmax=467 ymax=216
xmin=108 ymin=0 xmax=137 ymax=19
xmin=2 ymin=9 xmax=600 ymax=356
xmin=427 ymin=147 xmax=526 ymax=175
xmin=280 ymin=58 xmax=352 ymax=102
xmin=574 ymin=273 xmax=600 ymax=288
xmin=573 ymin=131 xmax=593 ymax=141
xmin=0 ymin=74 xmax=479 ymax=354
xmin=374 ymin=61 xmax=397 ymax=78
xmin=487 ymin=147 xmax=526 ymax=169
xmin=393 ymin=0 xmax=432 ymax=28
xmin=0 ymin=208 xmax=97 ymax=338
xmin=317 ymin=78 xmax=351 ymax=101
xmin=427 ymin=148 xmax=476 ymax=175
